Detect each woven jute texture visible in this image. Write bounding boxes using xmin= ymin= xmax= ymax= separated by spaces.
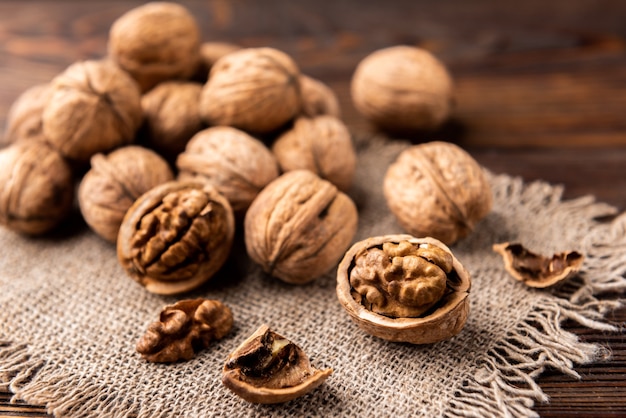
xmin=1 ymin=135 xmax=625 ymax=417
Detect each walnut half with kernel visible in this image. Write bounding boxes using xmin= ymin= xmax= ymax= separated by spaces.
xmin=336 ymin=235 xmax=471 ymax=344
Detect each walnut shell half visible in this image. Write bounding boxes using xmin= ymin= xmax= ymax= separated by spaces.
xmin=492 ymin=242 xmax=584 ymax=288
xmin=336 ymin=235 xmax=471 ymax=344
xmin=222 ymin=324 xmax=332 ymax=404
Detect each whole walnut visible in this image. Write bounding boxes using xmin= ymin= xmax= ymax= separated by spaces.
xmin=351 ymin=45 xmax=454 ymax=132
xmin=108 ymin=2 xmax=201 ymax=92
xmin=176 ymin=126 xmax=279 ymax=216
xmin=140 ymin=81 xmax=204 ymax=158
xmin=384 ymin=141 xmax=492 ymax=245
xmin=3 ymin=83 xmax=52 ymax=147
xmin=199 ymin=47 xmax=301 ymax=134
xmin=194 ymin=41 xmax=242 ymax=81
xmin=42 ymin=60 xmax=143 ymax=163
xmin=244 ymin=170 xmax=358 ymax=284
xmin=299 ymin=75 xmax=341 ymax=118
xmin=0 ymin=141 xmax=74 ymax=235
xmin=271 ymin=116 xmax=356 ymax=191
xmin=78 ymin=146 xmax=174 ymax=243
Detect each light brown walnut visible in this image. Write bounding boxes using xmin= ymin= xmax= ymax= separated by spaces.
xmin=384 ymin=141 xmax=492 ymax=245
xmin=78 ymin=146 xmax=174 ymax=243
xmin=299 ymin=75 xmax=341 ymax=118
xmin=272 ymin=116 xmax=356 ymax=192
xmin=195 ymin=41 xmax=242 ymax=81
xmin=176 ymin=126 xmax=279 ymax=216
xmin=3 ymin=83 xmax=52 ymax=147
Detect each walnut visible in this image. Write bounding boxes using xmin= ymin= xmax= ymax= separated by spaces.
xmin=42 ymin=59 xmax=143 ymax=163
xmin=336 ymin=235 xmax=471 ymax=344
xmin=351 ymin=45 xmax=454 ymax=132
xmin=0 ymin=141 xmax=74 ymax=235
xmin=140 ymin=81 xmax=204 ymax=158
xmin=78 ymin=146 xmax=174 ymax=243
xmin=3 ymin=83 xmax=52 ymax=147
xmin=194 ymin=41 xmax=242 ymax=81
xmin=244 ymin=170 xmax=358 ymax=284
xmin=136 ymin=298 xmax=233 ymax=363
xmin=299 ymin=75 xmax=341 ymax=118
xmin=384 ymin=141 xmax=492 ymax=245
xmin=176 ymin=126 xmax=279 ymax=216
xmin=493 ymin=242 xmax=585 ymax=288
xmin=199 ymin=47 xmax=301 ymax=134
xmin=108 ymin=2 xmax=201 ymax=92
xmin=271 ymin=116 xmax=356 ymax=192
xmin=222 ymin=324 xmax=333 ymax=404
xmin=117 ymin=180 xmax=235 ymax=295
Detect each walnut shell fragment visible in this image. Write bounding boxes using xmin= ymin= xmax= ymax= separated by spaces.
xmin=117 ymin=180 xmax=235 ymax=295
xmin=336 ymin=235 xmax=471 ymax=344
xmin=244 ymin=170 xmax=358 ymax=284
xmin=137 ymin=298 xmax=233 ymax=363
xmin=492 ymin=242 xmax=584 ymax=288
xmin=222 ymin=324 xmax=333 ymax=404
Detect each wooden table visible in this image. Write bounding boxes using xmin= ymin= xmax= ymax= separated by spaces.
xmin=1 ymin=1 xmax=625 ymax=416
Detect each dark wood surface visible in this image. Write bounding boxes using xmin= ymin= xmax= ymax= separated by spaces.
xmin=1 ymin=1 xmax=625 ymax=416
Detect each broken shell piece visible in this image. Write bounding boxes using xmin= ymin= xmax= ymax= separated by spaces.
xmin=492 ymin=242 xmax=584 ymax=288
xmin=222 ymin=324 xmax=332 ymax=404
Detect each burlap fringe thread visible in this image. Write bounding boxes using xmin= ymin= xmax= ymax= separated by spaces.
xmin=1 ymin=185 xmax=626 ymax=418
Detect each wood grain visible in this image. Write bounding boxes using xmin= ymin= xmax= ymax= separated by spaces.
xmin=1 ymin=1 xmax=625 ymax=416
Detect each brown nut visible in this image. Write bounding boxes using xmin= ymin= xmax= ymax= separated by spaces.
xmin=0 ymin=141 xmax=74 ymax=235
xmin=384 ymin=141 xmax=492 ymax=245
xmin=244 ymin=170 xmax=358 ymax=284
xmin=272 ymin=116 xmax=356 ymax=192
xmin=42 ymin=59 xmax=143 ymax=163
xmin=222 ymin=324 xmax=333 ymax=404
xmin=493 ymin=242 xmax=584 ymax=288
xmin=117 ymin=180 xmax=235 ymax=295
xmin=176 ymin=126 xmax=279 ymax=216
xmin=299 ymin=75 xmax=341 ymax=118
xmin=136 ymin=298 xmax=233 ymax=363
xmin=108 ymin=2 xmax=201 ymax=92
xmin=195 ymin=41 xmax=242 ymax=81
xmin=140 ymin=81 xmax=204 ymax=158
xmin=336 ymin=235 xmax=471 ymax=344
xmin=199 ymin=47 xmax=301 ymax=134
xmin=78 ymin=146 xmax=174 ymax=243
xmin=3 ymin=83 xmax=52 ymax=147
xmin=351 ymin=45 xmax=453 ymax=132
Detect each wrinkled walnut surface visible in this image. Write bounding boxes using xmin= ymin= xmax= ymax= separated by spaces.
xmin=177 ymin=126 xmax=279 ymax=215
xmin=244 ymin=170 xmax=358 ymax=284
xmin=337 ymin=235 xmax=471 ymax=344
xmin=384 ymin=141 xmax=492 ymax=245
xmin=199 ymin=47 xmax=301 ymax=133
xmin=108 ymin=2 xmax=201 ymax=92
xmin=42 ymin=59 xmax=143 ymax=162
xmin=299 ymin=75 xmax=341 ymax=118
xmin=3 ymin=83 xmax=52 ymax=147
xmin=117 ymin=180 xmax=235 ymax=295
xmin=0 ymin=141 xmax=74 ymax=235
xmin=493 ymin=242 xmax=585 ymax=288
xmin=137 ymin=298 xmax=233 ymax=363
xmin=272 ymin=116 xmax=356 ymax=192
xmin=351 ymin=45 xmax=453 ymax=132
xmin=78 ymin=146 xmax=174 ymax=243
xmin=195 ymin=41 xmax=242 ymax=81
xmin=222 ymin=324 xmax=332 ymax=404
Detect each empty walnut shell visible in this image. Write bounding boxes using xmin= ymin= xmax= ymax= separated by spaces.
xmin=199 ymin=47 xmax=301 ymax=134
xmin=244 ymin=170 xmax=358 ymax=284
xmin=117 ymin=180 xmax=235 ymax=295
xmin=176 ymin=126 xmax=279 ymax=216
xmin=108 ymin=2 xmax=201 ymax=92
xmin=137 ymin=298 xmax=233 ymax=363
xmin=222 ymin=324 xmax=333 ymax=404
xmin=3 ymin=83 xmax=52 ymax=147
xmin=351 ymin=45 xmax=453 ymax=132
xmin=299 ymin=75 xmax=341 ymax=118
xmin=493 ymin=242 xmax=584 ymax=288
xmin=78 ymin=146 xmax=174 ymax=243
xmin=384 ymin=141 xmax=492 ymax=245
xmin=272 ymin=116 xmax=356 ymax=192
xmin=336 ymin=235 xmax=471 ymax=344
xmin=42 ymin=59 xmax=143 ymax=162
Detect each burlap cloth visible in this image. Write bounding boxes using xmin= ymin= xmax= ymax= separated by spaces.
xmin=1 ymin=135 xmax=625 ymax=418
